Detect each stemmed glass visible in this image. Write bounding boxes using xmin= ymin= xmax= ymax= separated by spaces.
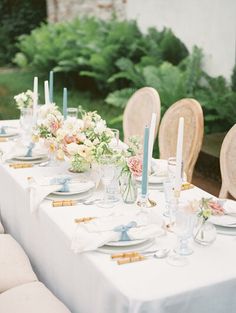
xmin=167 ymin=202 xmax=196 ymax=266
xmin=19 ymin=108 xmax=34 ymax=143
xmin=98 ymin=154 xmax=116 ymax=208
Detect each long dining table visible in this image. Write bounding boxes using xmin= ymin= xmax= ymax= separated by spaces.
xmin=0 ymin=120 xmax=236 ymax=313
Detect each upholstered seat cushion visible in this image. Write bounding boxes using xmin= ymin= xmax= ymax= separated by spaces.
xmin=0 ymin=234 xmax=37 ymax=293
xmin=0 ymin=282 xmax=71 ymax=313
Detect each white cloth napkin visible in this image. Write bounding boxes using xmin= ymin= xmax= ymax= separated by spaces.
xmin=151 ymin=159 xmax=168 ymax=177
xmin=210 ymin=199 xmax=236 ymax=226
xmin=71 ymin=210 xmax=164 ymax=253
xmin=29 ymin=175 xmax=94 ymax=212
xmin=222 ymin=199 xmax=236 ymax=215
xmin=3 ymin=140 xmax=47 ymax=161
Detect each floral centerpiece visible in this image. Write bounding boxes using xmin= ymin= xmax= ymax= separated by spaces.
xmin=32 ymin=103 xmax=64 ymax=160
xmin=118 ymin=136 xmax=143 ymax=203
xmin=65 ymin=110 xmax=114 ymax=172
xmin=14 ymin=90 xmax=34 ymax=110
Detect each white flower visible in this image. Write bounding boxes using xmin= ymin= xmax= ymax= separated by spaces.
xmin=63 ymin=119 xmax=83 ymax=135
xmin=84 ymin=139 xmax=93 ymax=147
xmin=67 ymin=142 xmax=79 ymax=156
xmin=94 ymin=120 xmax=106 ymax=135
xmin=77 ymin=132 xmax=86 ymax=143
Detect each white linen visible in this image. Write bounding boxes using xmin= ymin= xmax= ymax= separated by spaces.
xmin=2 ymin=139 xmax=47 ymax=161
xmin=1 ymin=120 xmax=236 ymax=313
xmin=71 ymin=210 xmax=163 ymax=253
xmin=29 ymin=175 xmax=94 ymax=212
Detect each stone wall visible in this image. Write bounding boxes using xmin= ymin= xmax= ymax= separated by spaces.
xmin=46 ymin=0 xmax=127 ymax=23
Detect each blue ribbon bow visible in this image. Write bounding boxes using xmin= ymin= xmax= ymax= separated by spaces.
xmin=114 ymin=221 xmax=137 ymax=241
xmin=50 ymin=176 xmax=71 ymax=192
xmin=25 ymin=142 xmax=35 ymax=157
xmin=0 ymin=126 xmax=6 ymax=135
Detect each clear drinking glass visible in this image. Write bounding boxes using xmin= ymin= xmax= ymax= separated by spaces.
xmin=67 ymin=108 xmax=78 ymax=119
xmin=19 ymin=108 xmax=34 ymax=142
xmin=163 ymin=179 xmax=175 ymax=218
xmin=167 ymin=203 xmax=195 ymax=266
xmin=98 ymin=154 xmax=116 ymax=208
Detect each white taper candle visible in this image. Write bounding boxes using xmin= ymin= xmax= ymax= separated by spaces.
xmin=44 ymin=80 xmax=50 ymax=105
xmin=174 ymin=117 xmax=184 ymax=191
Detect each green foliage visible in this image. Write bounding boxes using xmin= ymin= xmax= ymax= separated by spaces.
xmin=14 ymin=16 xmax=236 ymax=134
xmin=0 ymin=0 xmax=46 ymax=66
xmin=231 ymin=65 xmax=236 ymax=92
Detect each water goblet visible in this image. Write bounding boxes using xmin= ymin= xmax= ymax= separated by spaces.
xmin=98 ymin=154 xmax=116 ymax=208
xmin=67 ymin=107 xmax=78 ymax=119
xmin=19 ymin=108 xmax=34 ymax=142
xmin=167 ymin=202 xmax=196 ymax=266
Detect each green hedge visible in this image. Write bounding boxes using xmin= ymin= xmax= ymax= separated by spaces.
xmin=0 ymin=0 xmax=46 ymax=66
xmin=14 ymin=17 xmax=236 ymax=133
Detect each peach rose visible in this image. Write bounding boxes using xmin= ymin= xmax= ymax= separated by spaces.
xmin=127 ymin=156 xmax=142 ymax=177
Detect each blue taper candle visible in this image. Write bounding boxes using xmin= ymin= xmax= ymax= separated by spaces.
xmin=141 ymin=126 xmax=150 ymax=197
xmin=49 ymin=71 xmax=53 ymax=103
xmin=63 ymin=87 xmax=67 ymax=119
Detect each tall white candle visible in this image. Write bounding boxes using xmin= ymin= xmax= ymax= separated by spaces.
xmin=148 ymin=113 xmax=157 ymax=173
xmin=33 ymin=76 xmax=38 ymax=122
xmin=174 ymin=117 xmax=184 ymax=191
xmin=44 ymin=80 xmax=50 ymax=105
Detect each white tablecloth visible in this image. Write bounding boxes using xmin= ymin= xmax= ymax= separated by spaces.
xmin=1 ymin=120 xmax=236 ymax=313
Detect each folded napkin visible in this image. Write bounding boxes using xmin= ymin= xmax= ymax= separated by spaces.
xmin=151 ymin=159 xmax=168 ymax=177
xmin=71 ymin=210 xmax=164 ymax=253
xmin=210 ymin=199 xmax=236 ymax=226
xmin=29 ymin=175 xmax=94 ymax=212
xmin=3 ymin=140 xmax=46 ymax=162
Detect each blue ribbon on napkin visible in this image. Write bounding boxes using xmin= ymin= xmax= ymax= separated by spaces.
xmin=0 ymin=126 xmax=6 ymax=135
xmin=114 ymin=221 xmax=137 ymax=241
xmin=50 ymin=176 xmax=71 ymax=192
xmin=25 ymin=142 xmax=35 ymax=157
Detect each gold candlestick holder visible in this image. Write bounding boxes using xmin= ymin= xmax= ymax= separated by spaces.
xmin=137 ymin=193 xmax=157 ymax=208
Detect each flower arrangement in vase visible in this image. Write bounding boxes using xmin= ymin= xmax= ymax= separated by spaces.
xmin=193 ymin=198 xmax=223 ymax=246
xmin=118 ymin=137 xmax=143 ymax=204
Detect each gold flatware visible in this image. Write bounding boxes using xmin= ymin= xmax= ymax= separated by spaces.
xmin=117 ymin=255 xmax=146 ymax=265
xmin=74 ymin=216 xmax=96 ymax=223
xmin=52 ymin=200 xmax=77 ymax=207
xmin=9 ymin=163 xmax=33 ymax=169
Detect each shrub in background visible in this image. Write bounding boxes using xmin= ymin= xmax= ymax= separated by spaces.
xmin=0 ymin=0 xmax=46 ymax=66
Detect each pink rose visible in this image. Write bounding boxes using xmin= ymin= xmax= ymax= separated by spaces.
xmin=127 ymin=156 xmax=142 ymax=177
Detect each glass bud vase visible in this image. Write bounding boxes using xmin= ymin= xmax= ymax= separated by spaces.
xmin=194 ymin=218 xmax=217 ymax=246
xmin=120 ymin=172 xmax=138 ymax=204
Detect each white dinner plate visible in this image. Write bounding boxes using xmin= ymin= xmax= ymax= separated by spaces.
xmin=0 ymin=127 xmax=18 ymax=138
xmin=52 ymin=181 xmax=95 ymax=196
xmin=14 ymin=154 xmax=48 ymax=161
xmin=215 ymin=225 xmax=236 ymax=236
xmin=210 ymin=215 xmax=236 ymax=228
xmin=9 ymin=156 xmax=49 ymax=165
xmin=106 ymin=238 xmax=146 ymax=247
xmin=47 ymin=188 xmax=94 ymax=201
xmin=98 ymin=238 xmax=155 ymax=254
